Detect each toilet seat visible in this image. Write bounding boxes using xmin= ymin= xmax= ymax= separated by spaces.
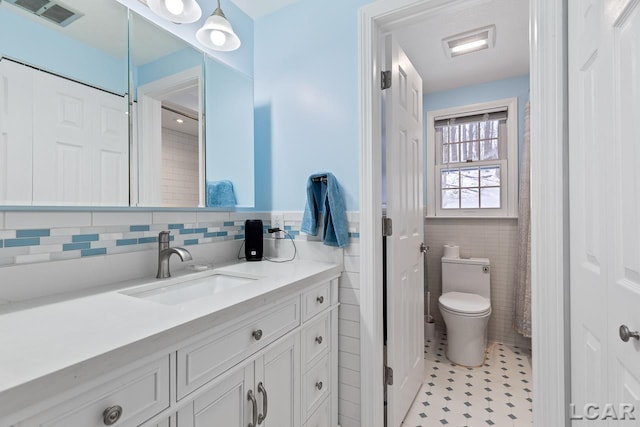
xmin=439 ymin=292 xmax=491 ymax=316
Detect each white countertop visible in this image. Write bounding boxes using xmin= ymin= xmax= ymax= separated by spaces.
xmin=0 ymin=259 xmax=341 ymax=417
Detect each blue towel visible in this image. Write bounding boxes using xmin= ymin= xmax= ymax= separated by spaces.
xmin=206 ymin=180 xmax=237 ymax=207
xmin=301 ymin=172 xmax=349 ymax=248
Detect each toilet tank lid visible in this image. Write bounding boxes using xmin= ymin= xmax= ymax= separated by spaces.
xmin=441 ymin=257 xmax=490 ymax=265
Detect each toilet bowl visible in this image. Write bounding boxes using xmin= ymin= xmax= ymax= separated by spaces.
xmin=439 ymin=256 xmax=492 ymax=367
xmin=439 ymin=291 xmax=491 ymax=366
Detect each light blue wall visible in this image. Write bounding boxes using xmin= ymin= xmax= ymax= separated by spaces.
xmin=423 ymin=75 xmax=530 ymax=200
xmin=0 ymin=6 xmax=128 ymax=94
xmin=253 ymin=0 xmax=372 ymax=211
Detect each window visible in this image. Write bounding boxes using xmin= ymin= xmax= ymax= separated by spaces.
xmin=426 ymin=98 xmax=518 ymax=217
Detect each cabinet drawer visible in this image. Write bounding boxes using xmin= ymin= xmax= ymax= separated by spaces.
xmin=302 ymin=282 xmax=330 ymax=321
xmin=303 ymin=396 xmax=330 ymax=427
xmin=301 ymin=313 xmax=330 ymax=368
xmin=302 ymin=355 xmax=330 ymax=420
xmin=21 ymin=356 xmax=169 ymax=427
xmin=177 ymin=298 xmax=300 ymax=400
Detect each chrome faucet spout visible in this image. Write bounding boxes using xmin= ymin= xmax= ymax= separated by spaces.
xmin=156 ymin=231 xmax=193 ymax=279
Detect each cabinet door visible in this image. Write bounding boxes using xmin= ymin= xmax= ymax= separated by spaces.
xmin=256 ymin=334 xmax=300 ymax=427
xmin=177 ymin=361 xmax=254 ymax=427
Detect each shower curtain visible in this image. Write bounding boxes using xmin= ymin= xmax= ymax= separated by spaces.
xmin=513 ymin=101 xmax=531 ymax=337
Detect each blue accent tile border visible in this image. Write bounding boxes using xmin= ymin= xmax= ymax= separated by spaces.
xmin=81 ymin=248 xmax=107 ymax=257
xmin=72 ymin=234 xmax=99 ymax=243
xmin=63 ymin=242 xmax=91 ymax=251
xmin=116 ymin=239 xmax=138 ymax=246
xmin=5 ymin=238 xmax=40 ymax=248
xmin=0 ymin=214 xmax=360 ymax=268
xmin=16 ymin=229 xmax=50 ymax=238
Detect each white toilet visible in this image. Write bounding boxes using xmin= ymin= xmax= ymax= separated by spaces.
xmin=439 ymin=256 xmax=492 ymax=367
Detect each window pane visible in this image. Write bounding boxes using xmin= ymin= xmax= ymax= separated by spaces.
xmin=481 ymin=188 xmax=501 ymax=208
xmin=449 ymin=143 xmax=460 ymax=163
xmin=442 ymin=128 xmax=449 ymax=144
xmin=460 ymin=141 xmax=479 ymax=162
xmin=460 ymin=167 xmax=479 ymax=188
xmin=442 ymin=144 xmax=449 ymax=163
xmin=461 ymin=123 xmax=476 ymax=142
xmin=450 ymin=125 xmax=460 ymax=143
xmin=480 ymin=120 xmax=499 ymax=139
xmin=442 ymin=189 xmax=459 ymax=209
xmin=461 ymin=189 xmax=479 ymax=208
xmin=480 ymin=139 xmax=499 ymax=160
xmin=480 ymin=166 xmax=501 ymax=187
xmin=441 ymin=169 xmax=459 ymax=188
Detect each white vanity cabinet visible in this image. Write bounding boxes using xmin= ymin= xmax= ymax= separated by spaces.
xmin=177 ymin=334 xmax=300 ymax=427
xmin=4 ymin=271 xmax=340 ymax=427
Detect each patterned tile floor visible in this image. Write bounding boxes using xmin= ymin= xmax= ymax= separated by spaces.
xmin=402 ymin=337 xmax=533 ymax=426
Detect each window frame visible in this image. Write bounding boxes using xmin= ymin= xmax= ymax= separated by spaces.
xmin=426 ymin=97 xmax=519 ymax=218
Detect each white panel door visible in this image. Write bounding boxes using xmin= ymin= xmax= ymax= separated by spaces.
xmin=91 ymin=89 xmax=128 ymax=206
xmin=569 ymin=0 xmax=640 ymax=423
xmin=0 ymin=60 xmax=33 ymax=205
xmin=384 ymin=35 xmax=424 ymax=427
xmin=32 ymin=72 xmax=94 ymax=205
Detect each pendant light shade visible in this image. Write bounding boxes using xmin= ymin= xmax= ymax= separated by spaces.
xmin=147 ymin=0 xmax=202 ymax=24
xmin=196 ymin=0 xmax=241 ymax=51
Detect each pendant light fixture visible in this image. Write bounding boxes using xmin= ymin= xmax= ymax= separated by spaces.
xmin=147 ymin=0 xmax=202 ymax=24
xmin=195 ymin=0 xmax=241 ymax=52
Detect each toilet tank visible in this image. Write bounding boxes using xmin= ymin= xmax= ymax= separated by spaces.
xmin=442 ymin=257 xmax=491 ymax=299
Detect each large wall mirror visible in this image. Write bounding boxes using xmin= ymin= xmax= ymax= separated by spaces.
xmin=0 ymin=0 xmax=254 ymax=209
xmin=0 ymin=0 xmax=129 ymax=206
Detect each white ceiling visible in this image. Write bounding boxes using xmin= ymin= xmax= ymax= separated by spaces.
xmin=392 ymin=0 xmax=530 ymax=93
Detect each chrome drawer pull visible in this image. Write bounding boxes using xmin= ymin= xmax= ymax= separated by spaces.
xmin=315 ymin=381 xmax=323 ymax=391
xmin=252 ymin=329 xmax=263 ymax=341
xmin=315 ymin=336 xmax=323 ymax=344
xmin=248 ymin=390 xmax=258 ymax=427
xmin=102 ymin=405 xmax=123 ymax=425
xmin=316 ymin=296 xmax=324 ymax=304
xmin=258 ymin=382 xmax=268 ymax=424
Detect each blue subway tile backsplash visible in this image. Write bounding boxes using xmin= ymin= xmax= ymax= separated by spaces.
xmin=81 ymin=248 xmax=107 ymax=257
xmin=5 ymin=238 xmax=40 ymax=248
xmin=0 ymin=213 xmax=360 ymax=268
xmin=16 ymin=229 xmax=50 ymax=238
xmin=63 ymin=242 xmax=91 ymax=251
xmin=72 ymin=234 xmax=99 ymax=243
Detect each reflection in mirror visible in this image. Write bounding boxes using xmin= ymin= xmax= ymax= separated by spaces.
xmin=0 ymin=0 xmax=129 ymax=206
xmin=130 ymin=12 xmax=204 ymax=208
xmin=204 ymin=56 xmax=254 ymax=208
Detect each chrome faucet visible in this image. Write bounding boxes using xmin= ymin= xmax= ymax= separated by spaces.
xmin=156 ymin=231 xmax=193 ymax=279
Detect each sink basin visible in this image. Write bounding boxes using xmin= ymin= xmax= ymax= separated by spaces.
xmin=123 ymin=273 xmax=258 ymax=305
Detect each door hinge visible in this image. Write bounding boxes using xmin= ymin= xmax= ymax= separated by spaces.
xmin=382 ymin=216 xmax=393 ymax=237
xmin=381 ymin=70 xmax=392 ymax=90
xmin=385 ymin=365 xmax=394 ymax=386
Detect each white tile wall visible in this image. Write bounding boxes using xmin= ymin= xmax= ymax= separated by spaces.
xmin=425 ymin=217 xmax=531 ymax=349
xmin=161 ymin=128 xmax=199 ymax=208
xmin=5 ymin=212 xmax=92 ymax=229
xmin=338 ymin=243 xmax=361 ymax=427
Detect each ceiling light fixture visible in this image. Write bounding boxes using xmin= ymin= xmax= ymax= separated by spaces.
xmin=146 ymin=0 xmax=202 ymax=24
xmin=442 ymin=25 xmax=495 ymax=58
xmin=196 ymin=0 xmax=241 ymax=52
xmin=176 ymin=118 xmax=184 ymax=124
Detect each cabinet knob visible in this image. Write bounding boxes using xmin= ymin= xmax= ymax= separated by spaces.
xmin=315 ymin=381 xmax=323 ymax=391
xmin=316 ymin=296 xmax=324 ymax=304
xmin=315 ymin=336 xmax=323 ymax=344
xmin=102 ymin=405 xmax=123 ymax=426
xmin=252 ymin=329 xmax=263 ymax=341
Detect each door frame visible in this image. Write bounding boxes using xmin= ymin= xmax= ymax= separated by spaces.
xmin=357 ymin=0 xmax=570 ymax=426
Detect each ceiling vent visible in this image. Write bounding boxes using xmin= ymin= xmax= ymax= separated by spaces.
xmin=5 ymin=0 xmax=83 ymax=27
xmin=442 ymin=25 xmax=496 ymax=58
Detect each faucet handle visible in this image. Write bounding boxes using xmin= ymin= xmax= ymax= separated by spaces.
xmin=158 ymin=230 xmax=171 ymax=244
